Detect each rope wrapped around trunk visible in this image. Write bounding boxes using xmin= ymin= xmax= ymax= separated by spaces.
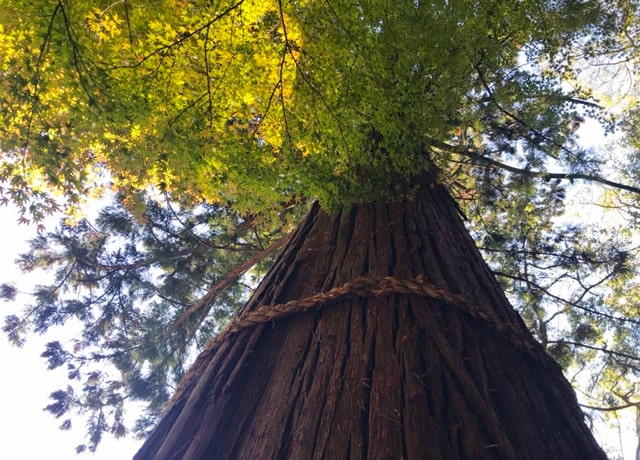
xmin=206 ymin=275 xmax=549 ymax=365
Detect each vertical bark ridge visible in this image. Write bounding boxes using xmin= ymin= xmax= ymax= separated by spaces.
xmin=136 ymin=175 xmax=607 ymax=460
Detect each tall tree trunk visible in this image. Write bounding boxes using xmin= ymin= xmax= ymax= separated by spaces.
xmin=135 ymin=173 xmax=607 ymax=459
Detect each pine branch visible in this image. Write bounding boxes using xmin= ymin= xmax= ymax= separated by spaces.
xmin=494 ymin=271 xmax=640 ymax=326
xmin=168 ymin=232 xmax=291 ymax=334
xmin=547 ymin=340 xmax=640 ymax=363
xmin=428 ymin=138 xmax=640 ymax=195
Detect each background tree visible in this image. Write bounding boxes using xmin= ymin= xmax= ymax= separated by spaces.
xmin=1 ymin=0 xmax=640 ymax=457
xmin=2 ymin=193 xmax=298 ymax=452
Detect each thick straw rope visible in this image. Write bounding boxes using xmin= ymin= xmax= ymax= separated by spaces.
xmin=205 ymin=276 xmax=544 ymax=360
xmin=170 ymin=276 xmax=552 ymax=405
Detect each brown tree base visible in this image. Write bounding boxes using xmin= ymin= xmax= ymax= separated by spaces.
xmin=136 ymin=176 xmax=607 ymax=459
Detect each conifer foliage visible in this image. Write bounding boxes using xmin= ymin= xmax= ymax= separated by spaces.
xmin=3 ymin=195 xmax=289 ymax=452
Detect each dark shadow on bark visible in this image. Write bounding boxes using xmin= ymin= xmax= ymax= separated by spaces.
xmin=135 ymin=172 xmax=607 ymax=459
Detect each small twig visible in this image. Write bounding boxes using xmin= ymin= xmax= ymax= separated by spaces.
xmin=203 ymin=25 xmax=214 ymax=127
xmin=23 ymin=1 xmax=62 ymax=153
xmin=123 ymin=0 xmax=134 ymax=44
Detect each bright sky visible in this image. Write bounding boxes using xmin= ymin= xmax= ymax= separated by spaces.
xmin=0 ymin=205 xmax=142 ymax=459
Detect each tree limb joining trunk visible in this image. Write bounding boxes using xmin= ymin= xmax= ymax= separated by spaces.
xmin=429 ymin=137 xmax=640 ymax=196
xmin=168 ymin=233 xmax=291 ymax=335
xmin=136 ymin=172 xmax=607 ymax=460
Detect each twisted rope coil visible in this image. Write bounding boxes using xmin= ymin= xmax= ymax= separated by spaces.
xmin=207 ymin=276 xmax=543 ymax=360
xmin=170 ymin=275 xmax=552 ymax=407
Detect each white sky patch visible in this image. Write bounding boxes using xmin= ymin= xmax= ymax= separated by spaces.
xmin=568 ymin=118 xmax=638 ymax=460
xmin=0 ymin=204 xmax=143 ymax=459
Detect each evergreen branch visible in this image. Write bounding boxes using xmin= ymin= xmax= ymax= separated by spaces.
xmin=163 ymin=199 xmax=257 ymax=252
xmin=480 ymin=245 xmax=626 ymax=268
xmin=494 ymin=271 xmax=640 ymax=326
xmin=74 ymin=248 xmax=197 ymax=272
xmin=168 ymin=232 xmax=291 ymax=334
xmin=548 ymin=340 xmax=640 ymax=363
xmin=429 ymin=138 xmax=640 ymax=195
xmin=74 ymin=240 xmax=252 ymax=273
xmin=579 ymin=401 xmax=639 ymax=412
xmin=468 ymin=150 xmax=640 ymax=195
xmin=152 ymin=289 xmax=189 ymax=309
xmin=525 ymin=94 xmax=603 ymax=110
xmin=474 ymin=63 xmax=577 ymax=161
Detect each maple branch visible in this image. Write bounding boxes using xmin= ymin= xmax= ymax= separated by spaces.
xmin=23 ymin=1 xmax=61 ymax=152
xmin=107 ymin=0 xmax=246 ymax=70
xmin=203 ymin=25 xmax=214 ymax=127
xmin=58 ymin=2 xmax=99 ymax=105
xmin=278 ymin=0 xmax=348 ymax=146
xmin=123 ymin=0 xmax=134 ymax=44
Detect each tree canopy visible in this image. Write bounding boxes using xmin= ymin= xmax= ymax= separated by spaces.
xmin=2 ymin=0 xmax=640 ymax=456
xmin=1 ymin=0 xmax=626 ymax=213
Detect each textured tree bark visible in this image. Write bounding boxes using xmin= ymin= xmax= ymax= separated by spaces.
xmin=135 ymin=173 xmax=607 ymax=459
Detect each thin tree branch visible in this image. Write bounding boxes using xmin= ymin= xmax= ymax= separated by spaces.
xmin=203 ymin=24 xmax=214 ymax=127
xmin=123 ymin=0 xmax=133 ymax=44
xmin=74 ymin=237 xmax=252 ymax=273
xmin=23 ymin=1 xmax=61 ymax=152
xmin=494 ymin=271 xmax=640 ymax=326
xmin=58 ymin=2 xmax=99 ymax=105
xmin=548 ymin=340 xmax=640 ymax=363
xmin=168 ymin=232 xmax=291 ymax=334
xmin=107 ymin=0 xmax=246 ymax=70
xmin=579 ymin=401 xmax=639 ymax=412
xmin=471 ymin=150 xmax=640 ymax=195
xmin=429 ymin=138 xmax=640 ymax=195
xmin=277 ymin=0 xmax=347 ymax=146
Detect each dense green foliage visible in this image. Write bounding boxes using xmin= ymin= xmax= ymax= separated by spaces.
xmin=2 ymin=0 xmax=640 ymax=455
xmin=0 ymin=0 xmax=619 ymax=213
